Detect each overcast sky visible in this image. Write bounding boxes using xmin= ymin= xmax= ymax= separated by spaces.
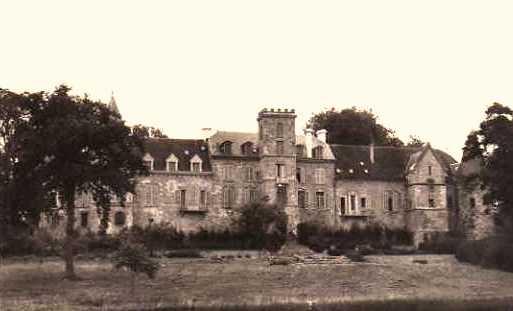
xmin=2 ymin=0 xmax=513 ymax=160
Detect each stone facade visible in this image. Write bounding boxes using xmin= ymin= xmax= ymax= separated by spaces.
xmin=44 ymin=107 xmax=494 ymax=244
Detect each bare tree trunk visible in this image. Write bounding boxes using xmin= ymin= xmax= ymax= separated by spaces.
xmin=64 ymin=186 xmax=78 ymax=280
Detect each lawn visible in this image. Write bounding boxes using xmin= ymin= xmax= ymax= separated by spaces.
xmin=1 ymin=254 xmax=513 ymax=310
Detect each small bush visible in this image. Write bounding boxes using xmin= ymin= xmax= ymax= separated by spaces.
xmin=419 ymin=232 xmax=461 ymax=254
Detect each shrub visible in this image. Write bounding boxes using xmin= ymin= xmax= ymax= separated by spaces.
xmin=297 ymin=222 xmax=413 ymax=254
xmin=419 ymin=232 xmax=461 ymax=254
xmin=111 ymin=241 xmax=160 ymax=294
xmin=455 ymin=237 xmax=513 ymax=272
xmin=237 ymin=201 xmax=288 ymax=253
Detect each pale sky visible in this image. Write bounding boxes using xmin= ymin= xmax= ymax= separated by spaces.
xmin=2 ymin=0 xmax=513 ymax=161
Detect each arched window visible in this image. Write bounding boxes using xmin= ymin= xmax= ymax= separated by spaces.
xmin=219 ymin=141 xmax=232 ymax=155
xmin=241 ymin=142 xmax=254 ymax=155
xmin=312 ymin=146 xmax=323 ymax=159
xmin=114 ymin=211 xmax=126 ymax=226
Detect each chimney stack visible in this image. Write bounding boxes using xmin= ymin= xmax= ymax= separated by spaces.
xmin=316 ymin=129 xmax=327 ymax=143
xmin=304 ymin=128 xmax=314 ymax=158
xmin=202 ymin=128 xmax=216 ymax=141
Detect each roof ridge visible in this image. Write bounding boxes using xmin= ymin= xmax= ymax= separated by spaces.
xmin=329 ymin=144 xmax=421 ymax=150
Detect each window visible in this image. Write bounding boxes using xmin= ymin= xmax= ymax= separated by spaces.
xmin=259 ymin=124 xmax=264 ymax=140
xmin=384 ymin=191 xmax=394 ymax=211
xmin=166 ymin=153 xmax=178 ymax=172
xmin=250 ymin=189 xmax=258 ymax=202
xmin=114 ymin=211 xmax=126 ymax=226
xmin=168 ymin=161 xmax=177 ymax=172
xmin=296 ymin=168 xmax=302 ymax=183
xmin=245 ymin=167 xmax=254 ymax=181
xmin=223 ymin=186 xmax=236 ymax=209
xmin=350 ymin=194 xmax=356 ymax=212
xmin=143 ymin=185 xmax=158 ymax=206
xmin=276 ymin=164 xmax=285 ymax=178
xmin=360 ymin=197 xmax=367 ymax=209
xmin=277 ymin=141 xmax=284 ymax=155
xmin=277 ymin=122 xmax=284 ymax=138
xmin=143 ymin=153 xmax=154 ymax=170
xmin=219 ymin=141 xmax=232 ymax=155
xmin=314 ymin=168 xmax=325 ymax=184
xmin=340 ymin=197 xmax=346 ymax=215
xmin=192 ymin=162 xmax=201 ymax=173
xmin=200 ymin=190 xmax=207 ymax=207
xmin=428 ymin=166 xmax=432 ymax=176
xmin=298 ymin=190 xmax=306 ymax=209
xmin=470 ymin=197 xmax=476 ymax=209
xmin=241 ymin=142 xmax=254 ymax=155
xmin=428 ymin=186 xmax=435 ymax=207
xmin=223 ymin=166 xmax=234 ymax=180
xmin=316 ymin=192 xmax=325 ymax=209
xmin=80 ymin=212 xmax=88 ymax=227
xmin=277 ymin=186 xmax=287 ymax=206
xmin=312 ymin=146 xmax=323 ymax=159
xmin=296 ymin=145 xmax=305 ymax=158
xmin=428 ymin=198 xmax=435 ymax=207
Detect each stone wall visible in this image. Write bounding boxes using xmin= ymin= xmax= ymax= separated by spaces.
xmin=333 ymin=180 xmax=407 ymax=230
xmin=297 ymin=160 xmax=336 ymax=227
xmin=458 ymin=184 xmax=495 ymax=240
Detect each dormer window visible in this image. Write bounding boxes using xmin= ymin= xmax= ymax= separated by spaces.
xmin=241 ymin=142 xmax=254 ymax=155
xmin=220 ymin=141 xmax=232 ymax=155
xmin=166 ymin=153 xmax=179 ymax=172
xmin=312 ymin=146 xmax=323 ymax=159
xmin=143 ymin=153 xmax=154 ymax=171
xmin=190 ymin=154 xmax=202 ymax=173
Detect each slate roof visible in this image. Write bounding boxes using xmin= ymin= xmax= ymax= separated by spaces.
xmin=330 ymin=144 xmax=457 ymax=181
xmin=208 ymin=131 xmax=259 ymax=157
xmin=143 ymin=138 xmax=212 ymax=172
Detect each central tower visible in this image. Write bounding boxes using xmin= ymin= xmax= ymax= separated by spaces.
xmin=257 ymin=108 xmax=298 ymax=231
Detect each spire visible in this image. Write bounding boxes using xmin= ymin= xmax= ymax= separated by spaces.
xmin=108 ymin=91 xmax=120 ymax=115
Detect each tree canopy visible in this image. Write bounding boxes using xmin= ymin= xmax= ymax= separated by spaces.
xmin=13 ymin=85 xmax=148 ymax=278
xmin=307 ymin=107 xmax=404 ymax=146
xmin=462 ymin=102 xmax=513 ymax=231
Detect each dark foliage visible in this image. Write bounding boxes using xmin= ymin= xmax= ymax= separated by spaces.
xmin=307 ymin=107 xmax=404 ymax=146
xmin=237 ymin=200 xmax=288 ymax=252
xmin=111 ymin=241 xmax=159 ymax=279
xmin=297 ymin=222 xmax=413 ymax=254
xmin=455 ymin=236 xmax=513 ymax=272
xmin=462 ymin=102 xmax=513 ymax=232
xmin=418 ymin=232 xmax=461 ymax=254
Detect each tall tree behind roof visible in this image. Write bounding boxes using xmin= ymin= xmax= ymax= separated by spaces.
xmin=307 ymin=107 xmax=404 ymax=146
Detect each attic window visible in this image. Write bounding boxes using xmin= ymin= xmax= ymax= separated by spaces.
xmin=220 ymin=141 xmax=232 ymax=155
xmin=142 ymin=153 xmax=154 ymax=171
xmin=241 ymin=142 xmax=254 ymax=155
xmin=190 ymin=154 xmax=202 ymax=173
xmin=166 ymin=153 xmax=179 ymax=172
xmin=428 ymin=166 xmax=432 ymax=176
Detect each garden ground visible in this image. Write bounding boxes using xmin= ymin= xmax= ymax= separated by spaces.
xmin=2 ymin=254 xmax=513 ymax=310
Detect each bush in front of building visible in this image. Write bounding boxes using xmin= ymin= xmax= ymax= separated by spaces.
xmin=237 ymin=201 xmax=288 ymax=253
xmin=455 ymin=236 xmax=513 ymax=272
xmin=418 ymin=232 xmax=461 ymax=254
xmin=297 ymin=222 xmax=414 ymax=254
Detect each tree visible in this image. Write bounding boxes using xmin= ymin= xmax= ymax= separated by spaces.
xmin=0 ymin=89 xmax=53 ymax=239
xmin=307 ymin=107 xmax=404 ymax=146
xmin=17 ymin=85 xmax=148 ymax=279
xmin=132 ymin=124 xmax=168 ymax=139
xmin=406 ymin=135 xmax=425 ymax=147
xmin=462 ymin=102 xmax=513 ymax=231
xmin=238 ymin=199 xmax=288 ymax=252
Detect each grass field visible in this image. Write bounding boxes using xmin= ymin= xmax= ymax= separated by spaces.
xmin=1 ymin=255 xmax=513 ymax=310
